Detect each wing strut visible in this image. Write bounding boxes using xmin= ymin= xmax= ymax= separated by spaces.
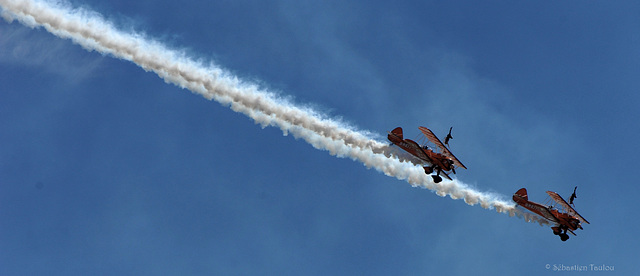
xmin=546 ymin=191 xmax=590 ymax=224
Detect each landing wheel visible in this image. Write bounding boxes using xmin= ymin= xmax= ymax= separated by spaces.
xmin=552 ymin=227 xmax=561 ymax=236
xmin=423 ymin=166 xmax=434 ymax=174
xmin=560 ymin=233 xmax=569 ymax=241
xmin=432 ymin=175 xmax=442 ymax=183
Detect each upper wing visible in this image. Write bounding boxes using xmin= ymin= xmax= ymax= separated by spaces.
xmin=546 ymin=191 xmax=590 ymax=224
xmin=418 ymin=126 xmax=467 ymax=169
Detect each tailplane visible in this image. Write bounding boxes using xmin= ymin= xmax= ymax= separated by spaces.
xmin=390 ymin=127 xmax=403 ymax=139
xmin=514 ymin=188 xmax=528 ymax=200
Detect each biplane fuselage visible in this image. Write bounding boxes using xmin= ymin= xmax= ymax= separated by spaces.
xmin=513 ymin=188 xmax=589 ymax=241
xmin=387 ymin=127 xmax=466 ymax=182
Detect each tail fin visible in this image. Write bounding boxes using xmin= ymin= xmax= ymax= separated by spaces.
xmin=390 ymin=127 xmax=403 ymax=139
xmin=514 ymin=188 xmax=528 ymax=200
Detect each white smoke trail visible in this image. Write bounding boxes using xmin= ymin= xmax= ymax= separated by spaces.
xmin=0 ymin=0 xmax=549 ymax=225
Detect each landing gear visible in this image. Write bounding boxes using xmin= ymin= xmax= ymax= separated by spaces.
xmin=423 ymin=166 xmax=434 ymax=174
xmin=552 ymin=227 xmax=570 ymax=241
xmin=423 ymin=166 xmax=443 ymax=183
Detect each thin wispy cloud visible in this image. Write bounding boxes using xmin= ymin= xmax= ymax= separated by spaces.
xmin=0 ymin=24 xmax=103 ymax=81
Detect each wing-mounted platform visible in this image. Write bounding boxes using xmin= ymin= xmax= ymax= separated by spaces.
xmin=418 ymin=126 xmax=467 ymax=169
xmin=546 ymin=191 xmax=590 ymax=224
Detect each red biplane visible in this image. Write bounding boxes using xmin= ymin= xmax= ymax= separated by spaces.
xmin=387 ymin=126 xmax=467 ymax=183
xmin=513 ymin=188 xmax=590 ymax=241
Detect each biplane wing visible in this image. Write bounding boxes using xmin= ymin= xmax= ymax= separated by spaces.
xmin=418 ymin=126 xmax=467 ymax=169
xmin=546 ymin=191 xmax=590 ymax=224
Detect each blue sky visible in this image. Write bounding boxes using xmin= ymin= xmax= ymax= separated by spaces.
xmin=1 ymin=0 xmax=638 ymax=275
